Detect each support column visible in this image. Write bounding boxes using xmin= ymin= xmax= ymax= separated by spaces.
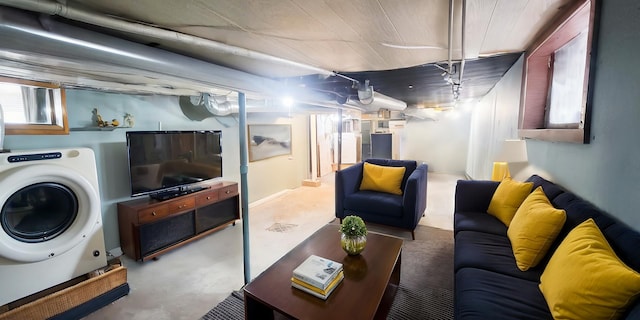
xmin=238 ymin=92 xmax=251 ymax=284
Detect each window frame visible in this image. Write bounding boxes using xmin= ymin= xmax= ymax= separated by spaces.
xmin=0 ymin=76 xmax=69 ymax=135
xmin=518 ymin=0 xmax=599 ymax=143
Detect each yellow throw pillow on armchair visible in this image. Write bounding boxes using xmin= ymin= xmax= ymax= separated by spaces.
xmin=487 ymin=178 xmax=533 ymax=226
xmin=359 ymin=162 xmax=406 ymax=195
xmin=507 ymin=186 xmax=566 ymax=271
xmin=539 ymin=218 xmax=640 ymax=319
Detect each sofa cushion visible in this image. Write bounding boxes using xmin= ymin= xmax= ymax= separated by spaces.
xmin=602 ymin=223 xmax=640 ymax=272
xmin=455 ymin=268 xmax=552 ymax=320
xmin=487 ymin=178 xmax=533 ymax=226
xmin=454 ymin=211 xmax=506 ymax=236
xmin=359 ymin=162 xmax=405 ymax=195
xmin=454 ymin=231 xmax=542 ymax=282
xmin=540 ymin=219 xmax=640 ymax=319
xmin=545 ymin=194 xmax=618 ymax=258
xmin=507 ymin=187 xmax=566 ymax=271
xmin=343 ymin=191 xmax=403 ymax=218
xmin=623 ymin=302 xmax=640 ymax=319
xmin=525 ymin=174 xmax=566 ymax=202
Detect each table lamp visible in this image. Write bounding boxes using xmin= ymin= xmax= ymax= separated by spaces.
xmin=492 ymin=139 xmax=528 ymax=181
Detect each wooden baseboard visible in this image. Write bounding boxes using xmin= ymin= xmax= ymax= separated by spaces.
xmin=302 ymin=179 xmax=321 ymax=187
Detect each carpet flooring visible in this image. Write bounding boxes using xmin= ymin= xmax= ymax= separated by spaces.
xmin=201 ymin=224 xmax=454 ymax=320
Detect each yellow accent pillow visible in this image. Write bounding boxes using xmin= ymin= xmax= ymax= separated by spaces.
xmin=539 ymin=218 xmax=640 ymax=319
xmin=359 ymin=162 xmax=406 ymax=195
xmin=487 ymin=178 xmax=533 ymax=226
xmin=507 ymin=186 xmax=566 ymax=271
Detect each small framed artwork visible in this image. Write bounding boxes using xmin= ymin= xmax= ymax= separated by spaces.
xmin=248 ymin=124 xmax=292 ymax=162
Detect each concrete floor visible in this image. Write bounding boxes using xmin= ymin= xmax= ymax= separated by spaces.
xmin=83 ymin=172 xmax=461 ymax=320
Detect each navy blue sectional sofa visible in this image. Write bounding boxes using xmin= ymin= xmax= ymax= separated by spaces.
xmin=335 ymin=159 xmax=428 ymax=240
xmin=453 ymin=175 xmax=640 ymax=319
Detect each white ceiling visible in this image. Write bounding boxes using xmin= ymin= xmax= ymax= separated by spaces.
xmin=0 ymin=0 xmax=577 ymax=111
xmin=60 ymin=0 xmax=574 ymax=78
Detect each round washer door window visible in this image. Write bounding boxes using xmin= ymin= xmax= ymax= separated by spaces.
xmin=0 ymin=164 xmax=101 ymax=263
xmin=1 ymin=182 xmax=79 ymax=243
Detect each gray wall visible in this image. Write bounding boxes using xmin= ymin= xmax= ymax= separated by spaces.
xmin=4 ymin=89 xmax=310 ymax=251
xmin=526 ymin=0 xmax=640 ymax=230
xmin=466 ymin=55 xmax=524 ymax=180
xmin=402 ymin=111 xmax=471 ymax=174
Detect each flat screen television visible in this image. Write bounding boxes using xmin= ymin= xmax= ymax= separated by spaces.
xmin=126 ymin=130 xmax=222 ymax=199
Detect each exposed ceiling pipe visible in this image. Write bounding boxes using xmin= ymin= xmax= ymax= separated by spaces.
xmin=456 ymin=0 xmax=467 ymax=99
xmin=357 ymin=80 xmax=374 ymax=105
xmin=179 ymin=92 xmax=346 ymax=120
xmin=447 ymin=0 xmax=454 ymax=76
xmin=0 ymin=8 xmax=283 ymax=96
xmin=345 ymin=92 xmax=407 ymax=112
xmin=0 ymin=0 xmax=336 ymax=77
xmin=0 ymin=3 xmax=409 ymax=114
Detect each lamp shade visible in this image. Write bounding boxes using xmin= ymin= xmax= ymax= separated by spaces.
xmin=495 ymin=139 xmax=528 ymax=163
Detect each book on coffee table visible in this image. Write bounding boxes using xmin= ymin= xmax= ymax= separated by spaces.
xmin=292 ymin=270 xmax=344 ymax=300
xmin=292 ymin=255 xmax=343 ymax=290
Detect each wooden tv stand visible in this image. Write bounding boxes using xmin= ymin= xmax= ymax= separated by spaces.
xmin=117 ymin=181 xmax=240 ymax=262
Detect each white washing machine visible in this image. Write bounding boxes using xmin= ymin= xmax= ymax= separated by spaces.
xmin=0 ymin=148 xmax=107 ymax=306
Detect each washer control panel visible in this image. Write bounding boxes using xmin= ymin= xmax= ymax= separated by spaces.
xmin=8 ymin=152 xmax=62 ymax=163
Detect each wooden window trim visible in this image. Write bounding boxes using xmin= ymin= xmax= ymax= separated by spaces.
xmin=519 ymin=0 xmax=599 ymax=144
xmin=1 ymin=76 xmax=69 ymax=135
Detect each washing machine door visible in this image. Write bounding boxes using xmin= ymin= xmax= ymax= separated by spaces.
xmin=0 ymin=164 xmax=101 ymax=262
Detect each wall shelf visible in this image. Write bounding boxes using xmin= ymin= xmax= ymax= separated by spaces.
xmin=71 ymin=127 xmax=132 ymax=131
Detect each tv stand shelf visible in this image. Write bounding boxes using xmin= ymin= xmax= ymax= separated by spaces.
xmin=117 ymin=181 xmax=239 ymax=262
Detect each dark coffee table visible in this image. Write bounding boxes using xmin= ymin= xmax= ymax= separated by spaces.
xmin=243 ymin=224 xmax=403 ymax=319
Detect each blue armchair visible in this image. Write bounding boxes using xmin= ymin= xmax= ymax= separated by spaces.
xmin=335 ymin=159 xmax=428 ymax=239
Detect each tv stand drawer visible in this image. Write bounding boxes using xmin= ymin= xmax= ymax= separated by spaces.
xmin=218 ymin=184 xmax=238 ymax=200
xmin=196 ymin=190 xmax=219 ymax=206
xmin=168 ymin=197 xmax=195 ymax=213
xmin=139 ymin=205 xmax=169 ymax=223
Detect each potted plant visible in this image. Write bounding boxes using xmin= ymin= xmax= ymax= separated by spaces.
xmin=339 ymin=215 xmax=367 ymax=255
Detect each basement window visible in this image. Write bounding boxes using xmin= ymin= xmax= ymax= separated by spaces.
xmin=519 ymin=0 xmax=598 ymax=143
xmin=0 ymin=76 xmax=68 ymax=135
xmin=547 ymin=31 xmax=588 ymax=128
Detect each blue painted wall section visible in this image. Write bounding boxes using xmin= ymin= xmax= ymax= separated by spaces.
xmin=526 ymin=0 xmax=640 ymax=230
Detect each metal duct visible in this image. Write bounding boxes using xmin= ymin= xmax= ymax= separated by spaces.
xmin=0 ymin=7 xmax=281 ymax=96
xmin=0 ymin=0 xmax=335 ymax=78
xmin=357 ymin=80 xmax=374 ymax=105
xmin=0 ymin=6 xmax=410 ymax=114
xmin=345 ymin=92 xmax=407 ymax=112
xmin=179 ymin=92 xmax=340 ymax=120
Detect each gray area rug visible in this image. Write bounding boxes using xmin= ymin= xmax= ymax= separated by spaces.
xmin=201 ymin=224 xmax=454 ymax=320
xmin=201 ymin=291 xmax=244 ymax=320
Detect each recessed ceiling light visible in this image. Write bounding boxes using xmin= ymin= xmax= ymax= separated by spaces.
xmin=408 ymin=85 xmax=414 ymax=89
xmin=282 ymin=96 xmax=293 ymax=107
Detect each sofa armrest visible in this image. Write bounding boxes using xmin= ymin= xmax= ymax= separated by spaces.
xmin=335 ymin=162 xmax=364 ymax=218
xmin=454 ymin=180 xmax=499 ymax=213
xmin=402 ymin=163 xmax=428 ymax=228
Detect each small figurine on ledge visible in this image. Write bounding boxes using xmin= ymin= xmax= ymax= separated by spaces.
xmin=92 ymin=108 xmax=109 ymax=127
xmin=124 ymin=113 xmax=135 ymax=128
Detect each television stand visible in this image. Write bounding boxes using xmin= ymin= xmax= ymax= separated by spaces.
xmin=149 ymin=186 xmax=209 ymax=201
xmin=117 ymin=182 xmax=239 ymax=261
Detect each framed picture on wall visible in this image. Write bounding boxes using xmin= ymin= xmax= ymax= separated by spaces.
xmin=248 ymin=124 xmax=292 ymax=162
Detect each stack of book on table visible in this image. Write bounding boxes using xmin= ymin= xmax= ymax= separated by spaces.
xmin=291 ymin=254 xmax=344 ymax=300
